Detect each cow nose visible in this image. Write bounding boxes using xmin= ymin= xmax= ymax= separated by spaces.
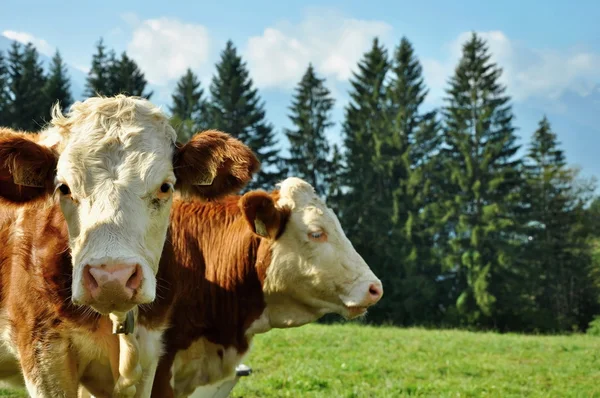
xmin=83 ymin=263 xmax=142 ymax=299
xmin=366 ymin=282 xmax=383 ymax=305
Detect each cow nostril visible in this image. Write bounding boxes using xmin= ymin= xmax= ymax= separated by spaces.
xmin=83 ymin=266 xmax=99 ymax=290
xmin=369 ymin=284 xmax=382 ymax=299
xmin=126 ymin=265 xmax=142 ymax=290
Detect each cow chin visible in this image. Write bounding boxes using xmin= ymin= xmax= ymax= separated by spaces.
xmin=343 ymin=305 xmax=369 ymax=319
xmin=73 ymin=286 xmax=155 ymax=315
xmin=87 ymin=290 xmax=140 ymax=315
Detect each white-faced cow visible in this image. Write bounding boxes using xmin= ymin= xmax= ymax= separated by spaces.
xmin=143 ymin=177 xmax=383 ymax=397
xmin=0 ymin=95 xmax=259 ymax=397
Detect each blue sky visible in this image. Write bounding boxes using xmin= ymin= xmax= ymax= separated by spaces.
xmin=2 ymin=0 xmax=599 ymax=184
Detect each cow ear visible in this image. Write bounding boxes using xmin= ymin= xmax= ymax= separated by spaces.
xmin=239 ymin=191 xmax=286 ymax=239
xmin=0 ymin=133 xmax=58 ymax=203
xmin=173 ymin=130 xmax=260 ymax=200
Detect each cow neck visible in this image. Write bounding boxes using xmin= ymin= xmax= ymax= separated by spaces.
xmin=159 ymin=197 xmax=268 ymax=354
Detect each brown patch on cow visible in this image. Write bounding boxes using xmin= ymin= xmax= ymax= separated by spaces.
xmin=0 ymin=201 xmax=100 ymax=393
xmin=154 ymin=196 xmax=268 ymax=353
xmin=239 ymin=190 xmax=291 ymax=240
xmin=173 ymin=129 xmax=260 ymax=200
xmin=149 ymin=191 xmax=291 ymax=396
xmin=0 ymin=129 xmax=58 ymax=203
xmin=239 ymin=191 xmax=278 ymax=239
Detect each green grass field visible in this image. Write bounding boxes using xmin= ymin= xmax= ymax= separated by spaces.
xmin=2 ymin=323 xmax=599 ymax=397
xmin=231 ymin=323 xmax=600 ymax=398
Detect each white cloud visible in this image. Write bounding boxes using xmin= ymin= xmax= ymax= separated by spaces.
xmin=74 ymin=64 xmax=90 ymax=74
xmin=244 ymin=9 xmax=393 ymax=90
xmin=422 ymin=30 xmax=600 ymax=104
xmin=124 ymin=16 xmax=211 ymax=85
xmin=1 ymin=30 xmax=54 ymax=56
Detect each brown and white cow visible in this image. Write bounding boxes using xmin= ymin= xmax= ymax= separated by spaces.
xmin=145 ymin=176 xmax=383 ymax=397
xmin=0 ymin=176 xmax=380 ymax=397
xmin=0 ymin=96 xmax=259 ymax=397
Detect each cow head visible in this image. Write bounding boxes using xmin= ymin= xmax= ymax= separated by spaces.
xmin=240 ymin=177 xmax=383 ymax=326
xmin=0 ymin=95 xmax=259 ymax=315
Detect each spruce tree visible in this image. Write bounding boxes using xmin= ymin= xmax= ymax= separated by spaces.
xmin=441 ymin=33 xmax=524 ymax=328
xmin=169 ymin=68 xmax=209 ymax=142
xmin=590 ymin=197 xmax=600 ymax=238
xmin=85 ymin=39 xmax=151 ymax=99
xmin=339 ymin=38 xmax=390 ymax=323
xmin=589 ymin=198 xmax=600 ymax=300
xmin=43 ymin=50 xmax=73 ymax=117
xmin=6 ymin=42 xmax=24 ymax=127
xmin=0 ymin=51 xmax=9 ymax=126
xmin=111 ymin=52 xmax=152 ymax=99
xmin=209 ymin=40 xmax=281 ymax=189
xmin=105 ymin=49 xmax=120 ymax=95
xmin=8 ymin=42 xmax=48 ymax=130
xmin=384 ymin=37 xmax=443 ymax=325
xmin=324 ymin=144 xmax=344 ymax=212
xmin=284 ymin=64 xmax=334 ymax=195
xmin=85 ymin=38 xmax=111 ymax=97
xmin=524 ymin=117 xmax=600 ymax=331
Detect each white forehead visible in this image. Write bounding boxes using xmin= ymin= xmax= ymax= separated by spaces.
xmin=48 ymin=96 xmax=177 ymax=195
xmin=276 ymin=177 xmax=317 ymax=209
xmin=276 ymin=177 xmax=340 ymax=228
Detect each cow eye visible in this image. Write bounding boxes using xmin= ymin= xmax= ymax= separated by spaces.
xmin=157 ymin=182 xmax=174 ymax=199
xmin=308 ymin=231 xmax=327 ymax=242
xmin=160 ymin=183 xmax=172 ymax=193
xmin=58 ymin=184 xmax=70 ymax=195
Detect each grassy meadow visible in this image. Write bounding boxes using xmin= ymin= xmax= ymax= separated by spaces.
xmin=231 ymin=323 xmax=600 ymax=397
xmin=1 ymin=323 xmax=599 ymax=397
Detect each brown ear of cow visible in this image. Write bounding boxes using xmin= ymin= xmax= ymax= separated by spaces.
xmin=0 ymin=135 xmax=58 ymax=203
xmin=173 ymin=129 xmax=260 ymax=200
xmin=239 ymin=191 xmax=287 ymax=239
